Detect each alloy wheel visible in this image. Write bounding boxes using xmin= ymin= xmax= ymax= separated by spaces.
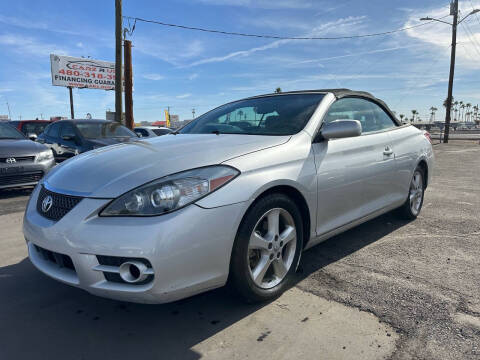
xmin=247 ymin=208 xmax=297 ymax=289
xmin=409 ymin=171 xmax=423 ymax=216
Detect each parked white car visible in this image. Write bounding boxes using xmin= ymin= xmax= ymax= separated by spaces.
xmin=24 ymin=89 xmax=433 ymax=304
xmin=134 ymin=126 xmax=173 ymax=138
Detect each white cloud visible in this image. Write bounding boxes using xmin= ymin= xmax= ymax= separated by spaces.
xmin=195 ymin=0 xmax=315 ymax=9
xmin=0 ymin=33 xmax=70 ymax=56
xmin=134 ymin=38 xmax=204 ymax=65
xmin=143 ymin=73 xmax=165 ymax=81
xmin=183 ymin=16 xmax=367 ymax=67
xmin=176 ymin=93 xmax=192 ymax=99
xmin=405 ymin=1 xmax=480 ymax=68
xmin=188 ymin=73 xmax=199 ymax=80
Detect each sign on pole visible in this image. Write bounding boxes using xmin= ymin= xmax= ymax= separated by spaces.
xmin=50 ymin=54 xmax=124 ymax=90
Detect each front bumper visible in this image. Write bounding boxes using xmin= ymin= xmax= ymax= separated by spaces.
xmin=0 ymin=158 xmax=55 ymax=189
xmin=23 ymin=184 xmax=247 ymax=303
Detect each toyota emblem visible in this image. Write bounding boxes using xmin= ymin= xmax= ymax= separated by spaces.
xmin=41 ymin=195 xmax=53 ymax=213
xmin=6 ymin=157 xmax=16 ymax=164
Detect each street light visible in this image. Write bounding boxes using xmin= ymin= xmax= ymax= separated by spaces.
xmin=419 ymin=1 xmax=480 ymax=143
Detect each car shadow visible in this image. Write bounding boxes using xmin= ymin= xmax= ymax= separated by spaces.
xmin=0 ymin=186 xmax=33 ymax=199
xmin=0 ymin=212 xmax=409 ymax=360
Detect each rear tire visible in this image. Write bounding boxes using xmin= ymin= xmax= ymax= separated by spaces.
xmin=230 ymin=193 xmax=303 ymax=303
xmin=397 ymin=166 xmax=425 ymax=220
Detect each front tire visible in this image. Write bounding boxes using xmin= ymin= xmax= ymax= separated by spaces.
xmin=397 ymin=166 xmax=425 ymax=220
xmin=230 ymin=193 xmax=303 ymax=303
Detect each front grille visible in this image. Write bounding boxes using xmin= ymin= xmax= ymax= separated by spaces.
xmin=0 ymin=171 xmax=43 ymax=186
xmin=0 ymin=156 xmax=35 ymax=163
xmin=34 ymin=245 xmax=75 ymax=271
xmin=36 ymin=185 xmax=83 ymax=221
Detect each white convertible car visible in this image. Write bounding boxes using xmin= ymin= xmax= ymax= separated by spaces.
xmin=24 ymin=89 xmax=434 ymax=303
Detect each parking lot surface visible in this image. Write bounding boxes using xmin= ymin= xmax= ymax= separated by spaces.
xmin=0 ymin=142 xmax=479 ymax=360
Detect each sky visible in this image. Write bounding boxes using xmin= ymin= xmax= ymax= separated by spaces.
xmin=1 ymin=0 xmax=480 ymax=122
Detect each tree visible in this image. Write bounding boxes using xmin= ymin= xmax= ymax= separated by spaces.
xmin=399 ymin=114 xmax=405 ymax=122
xmin=411 ymin=110 xmax=418 ymax=122
xmin=429 ymin=107 xmax=438 ymax=122
xmin=466 ymin=103 xmax=472 ymax=122
xmin=275 ymin=87 xmax=282 ymax=93
xmin=460 ymin=103 xmax=466 ymax=122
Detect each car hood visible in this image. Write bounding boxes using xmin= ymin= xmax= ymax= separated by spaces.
xmin=0 ymin=139 xmax=48 ymax=156
xmin=44 ymin=134 xmax=290 ymax=198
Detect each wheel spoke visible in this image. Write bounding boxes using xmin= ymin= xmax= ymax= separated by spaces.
xmin=249 ymin=231 xmax=270 ymax=251
xmin=252 ymin=255 xmax=271 ymax=284
xmin=279 ymin=225 xmax=295 ymax=245
xmin=272 ymin=258 xmax=288 ymax=279
xmin=267 ymin=209 xmax=280 ymax=236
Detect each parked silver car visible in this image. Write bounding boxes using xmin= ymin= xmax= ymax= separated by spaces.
xmin=23 ymin=89 xmax=433 ymax=303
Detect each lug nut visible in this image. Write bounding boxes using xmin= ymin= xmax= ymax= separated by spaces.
xmin=268 ymin=243 xmax=273 ymax=250
xmin=274 ymin=235 xmax=279 ymax=241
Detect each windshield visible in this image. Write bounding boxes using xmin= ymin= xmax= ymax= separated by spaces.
xmin=21 ymin=122 xmax=50 ymax=135
xmin=180 ymin=94 xmax=324 ymax=136
xmin=153 ymin=128 xmax=172 ymax=136
xmin=76 ymin=122 xmax=137 ymax=139
xmin=0 ymin=123 xmax=25 ymax=140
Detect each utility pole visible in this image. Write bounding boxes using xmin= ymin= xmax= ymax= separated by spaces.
xmin=69 ymin=87 xmax=75 ymax=119
xmin=6 ymin=101 xmax=11 ymax=120
xmin=444 ymin=0 xmax=458 ymax=144
xmin=124 ymin=39 xmax=134 ymax=130
xmin=115 ymin=0 xmax=123 ymax=124
xmin=192 ymin=108 xmax=196 ymax=119
xmin=421 ymin=2 xmax=479 ymax=143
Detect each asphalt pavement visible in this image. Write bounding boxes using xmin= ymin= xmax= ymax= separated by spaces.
xmin=0 ymin=142 xmax=479 ymax=359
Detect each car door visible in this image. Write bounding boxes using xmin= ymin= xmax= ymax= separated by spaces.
xmin=312 ymin=97 xmax=397 ymax=236
xmin=38 ymin=122 xmax=62 ymax=160
xmin=57 ymin=122 xmax=80 ymax=161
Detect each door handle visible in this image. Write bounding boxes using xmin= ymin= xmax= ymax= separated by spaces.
xmin=383 ymin=146 xmax=394 ymax=156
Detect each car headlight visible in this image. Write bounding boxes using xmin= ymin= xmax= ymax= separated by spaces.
xmin=36 ymin=149 xmax=54 ymax=162
xmin=100 ymin=165 xmax=240 ymax=216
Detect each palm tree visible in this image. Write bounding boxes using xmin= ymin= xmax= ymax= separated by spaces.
xmin=237 ymin=110 xmax=244 ymax=121
xmin=411 ymin=110 xmax=418 ymax=122
xmin=429 ymin=107 xmax=438 ymax=122
xmin=473 ymin=105 xmax=479 ymax=123
xmin=275 ymin=87 xmax=282 ymax=93
xmin=453 ymin=101 xmax=459 ymax=120
xmin=399 ymin=114 xmax=405 ymax=122
xmin=459 ymin=101 xmax=464 ymax=122
xmin=466 ymin=103 xmax=472 ymax=122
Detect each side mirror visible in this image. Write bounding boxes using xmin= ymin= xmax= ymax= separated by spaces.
xmin=27 ymin=133 xmax=37 ymax=141
xmin=320 ymin=120 xmax=362 ymax=140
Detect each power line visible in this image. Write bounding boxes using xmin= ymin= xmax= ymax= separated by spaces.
xmin=123 ymin=15 xmax=441 ymax=40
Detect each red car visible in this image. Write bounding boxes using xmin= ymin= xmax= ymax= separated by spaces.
xmin=9 ymin=120 xmax=52 ymax=140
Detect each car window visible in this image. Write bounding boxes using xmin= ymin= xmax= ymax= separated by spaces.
xmin=22 ymin=122 xmax=49 ymax=135
xmin=180 ymin=94 xmax=324 ymax=136
xmin=76 ymin=122 xmax=136 ymax=138
xmin=60 ymin=123 xmax=76 ymax=138
xmin=152 ymin=128 xmax=172 ymax=136
xmin=134 ymin=129 xmax=149 ymax=137
xmin=324 ymin=97 xmax=397 ymax=134
xmin=45 ymin=123 xmax=60 ymax=138
xmin=0 ymin=123 xmax=25 ymax=139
